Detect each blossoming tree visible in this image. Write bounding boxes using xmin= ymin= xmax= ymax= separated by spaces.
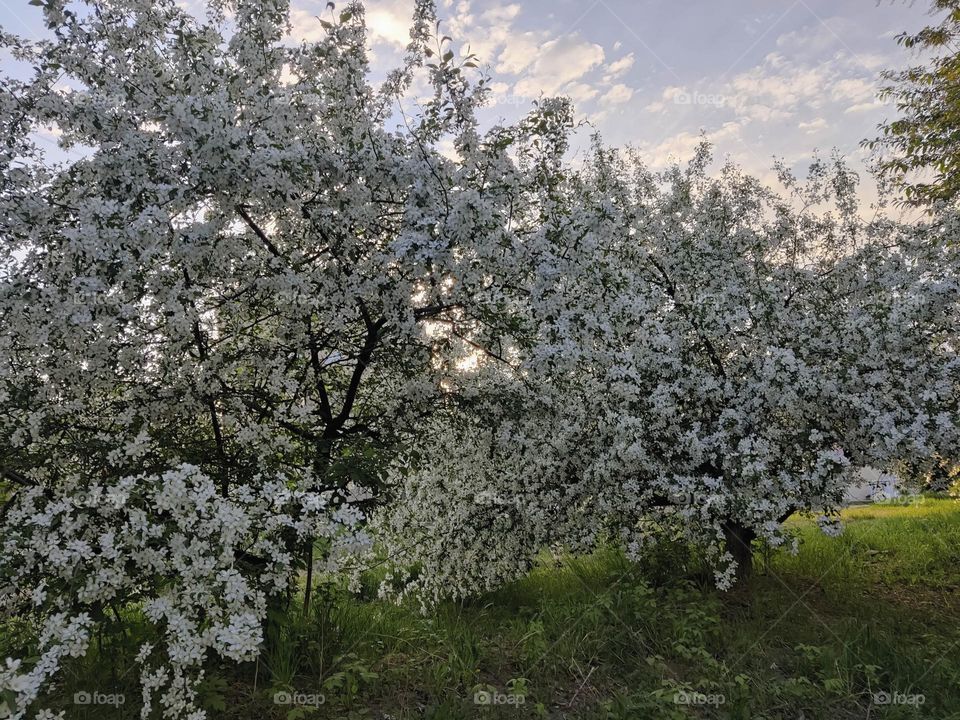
xmin=375 ymin=142 xmax=960 ymax=598
xmin=0 ymin=0 xmax=553 ymax=715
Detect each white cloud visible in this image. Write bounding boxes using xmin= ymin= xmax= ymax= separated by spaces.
xmin=775 ymin=22 xmax=842 ymax=57
xmin=851 ymin=53 xmax=890 ymax=71
xmin=563 ymin=82 xmax=600 ymax=104
xmin=510 ymin=33 xmax=605 ymax=97
xmin=774 ymin=17 xmax=894 ymax=71
xmin=288 ymin=0 xmax=414 ymax=47
xmin=642 ymin=122 xmax=742 ymax=169
xmin=495 ymin=31 xmax=544 ymax=75
xmin=600 ymin=83 xmax=634 ymax=106
xmin=436 ymin=137 xmax=459 ymax=161
xmin=798 ymin=117 xmax=828 ymax=133
xmin=830 ymin=77 xmax=876 ymax=104
xmin=288 ymin=8 xmax=328 ymax=43
xmin=728 ymin=53 xmax=830 ymax=117
xmin=718 ymin=50 xmax=888 ymax=128
xmin=366 ymin=0 xmax=416 ymax=48
xmin=293 ymin=0 xmax=637 ymax=116
xmin=645 ymin=85 xmax=686 ymax=113
xmin=478 ymin=2 xmax=521 ymax=24
xmin=844 ymin=101 xmax=884 ymax=114
xmin=448 ymin=2 xmax=523 ymax=65
xmin=604 ymin=52 xmax=635 ymax=79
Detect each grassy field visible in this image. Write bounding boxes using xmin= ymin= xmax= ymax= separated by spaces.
xmin=7 ymin=498 xmax=960 ymax=719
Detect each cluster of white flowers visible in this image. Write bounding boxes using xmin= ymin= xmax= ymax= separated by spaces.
xmin=0 ymin=465 xmax=362 ymax=718
xmin=0 ymin=614 xmax=92 ymax=719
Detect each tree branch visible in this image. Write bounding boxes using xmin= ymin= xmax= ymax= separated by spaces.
xmin=236 ymin=204 xmax=283 ymax=258
xmin=332 ymin=306 xmax=385 ymax=429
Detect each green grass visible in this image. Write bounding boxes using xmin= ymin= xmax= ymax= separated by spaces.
xmin=5 ymin=498 xmax=960 ymax=719
xmin=776 ymin=499 xmax=960 ymax=592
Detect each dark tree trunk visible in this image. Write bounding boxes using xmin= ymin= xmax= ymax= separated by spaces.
xmin=721 ymin=520 xmax=756 ymax=585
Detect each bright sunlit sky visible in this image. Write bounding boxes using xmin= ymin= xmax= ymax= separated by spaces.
xmin=0 ymin=0 xmax=936 ymax=203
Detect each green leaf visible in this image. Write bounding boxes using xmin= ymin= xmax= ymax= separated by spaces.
xmin=286 ymin=709 xmax=318 ymax=720
xmin=1 ymin=688 xmax=19 ymax=715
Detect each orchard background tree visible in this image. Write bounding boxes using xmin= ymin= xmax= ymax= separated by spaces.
xmin=869 ymin=0 xmax=960 ymax=207
xmin=375 ymin=142 xmax=960 ymax=600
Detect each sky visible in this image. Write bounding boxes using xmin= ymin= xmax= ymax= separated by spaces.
xmin=386 ymin=0 xmax=932 ymax=199
xmin=0 ymin=0 xmax=937 ymax=204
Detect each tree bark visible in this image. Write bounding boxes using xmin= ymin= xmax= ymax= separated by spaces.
xmin=721 ymin=520 xmax=756 ymax=584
